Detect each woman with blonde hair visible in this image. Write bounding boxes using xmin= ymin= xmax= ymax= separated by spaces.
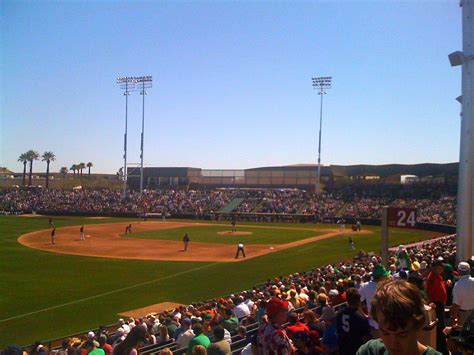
xmin=157 ymin=348 xmax=173 ymax=355
xmin=156 ymin=325 xmax=169 ymax=344
xmin=192 ymin=345 xmax=207 ymax=355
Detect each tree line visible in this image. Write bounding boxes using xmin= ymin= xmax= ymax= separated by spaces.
xmin=18 ymin=150 xmax=93 ymax=189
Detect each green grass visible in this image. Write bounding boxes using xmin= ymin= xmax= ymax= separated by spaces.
xmin=0 ymin=216 xmax=439 ymax=347
xmin=125 ymin=225 xmax=322 ymax=244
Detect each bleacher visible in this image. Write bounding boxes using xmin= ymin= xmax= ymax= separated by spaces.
xmin=138 ymin=302 xmax=347 ymax=355
xmin=219 ymin=197 xmax=245 ymax=213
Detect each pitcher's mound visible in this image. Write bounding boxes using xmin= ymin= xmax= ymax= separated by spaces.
xmin=217 ymin=231 xmax=253 ymax=236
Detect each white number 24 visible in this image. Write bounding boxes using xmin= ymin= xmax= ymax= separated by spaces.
xmin=397 ymin=210 xmax=416 ymax=227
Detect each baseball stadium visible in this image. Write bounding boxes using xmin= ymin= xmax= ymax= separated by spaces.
xmin=1 ymin=1 xmax=473 ymax=355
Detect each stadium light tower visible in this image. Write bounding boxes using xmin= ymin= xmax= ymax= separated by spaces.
xmin=116 ymin=77 xmax=136 ymax=197
xmin=138 ymin=76 xmax=153 ymax=193
xmin=449 ymin=0 xmax=474 ymax=263
xmin=312 ymin=76 xmax=332 ymax=194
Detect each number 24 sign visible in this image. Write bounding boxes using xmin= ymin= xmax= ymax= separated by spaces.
xmin=387 ymin=207 xmax=417 ymax=228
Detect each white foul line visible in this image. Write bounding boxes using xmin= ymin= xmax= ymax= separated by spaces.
xmin=0 ymin=262 xmax=219 ymax=323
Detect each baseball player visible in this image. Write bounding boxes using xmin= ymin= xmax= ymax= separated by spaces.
xmin=235 ymin=242 xmax=246 ymax=259
xmin=51 ymin=227 xmax=56 ymax=245
xmin=349 ymin=236 xmax=355 ymax=251
xmin=80 ymin=225 xmax=85 ymax=241
xmin=183 ymin=233 xmax=190 ymax=251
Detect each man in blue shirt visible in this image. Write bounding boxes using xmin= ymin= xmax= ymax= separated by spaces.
xmin=337 ymin=288 xmax=371 ymax=355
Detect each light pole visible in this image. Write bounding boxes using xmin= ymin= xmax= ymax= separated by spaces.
xmin=138 ymin=76 xmax=152 ymax=193
xmin=312 ymin=76 xmax=332 ymax=194
xmin=116 ymin=77 xmax=136 ymax=197
xmin=449 ymin=0 xmax=474 ymax=263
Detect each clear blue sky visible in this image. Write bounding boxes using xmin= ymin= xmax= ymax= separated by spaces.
xmin=0 ymin=0 xmax=462 ymax=174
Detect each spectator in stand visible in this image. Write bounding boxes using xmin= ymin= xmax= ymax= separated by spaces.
xmin=112 ymin=326 xmax=147 ymax=355
xmin=336 ymin=288 xmax=370 ymax=355
xmin=320 ymin=307 xmax=338 ymax=354
xmin=359 ymin=264 xmax=390 ymax=336
xmin=98 ymin=335 xmax=113 ymax=355
xmin=257 ymin=298 xmax=295 ymax=355
xmin=288 ymin=290 xmax=303 ymax=309
xmin=187 ymin=323 xmax=211 ymax=355
xmin=450 ymin=261 xmax=474 ymax=327
xmin=176 ymin=318 xmax=194 ymax=349
xmin=156 ymin=325 xmax=170 ymax=344
xmin=192 ymin=345 xmax=207 ymax=355
xmin=426 ymin=260 xmax=449 ymax=354
xmin=221 ymin=309 xmax=239 ymax=333
xmin=85 ymin=340 xmax=105 ymax=355
xmin=158 ymin=348 xmax=173 ymax=355
xmin=285 ymin=312 xmax=310 ymax=339
xmin=303 ymin=310 xmax=324 ymax=338
xmin=357 ymin=279 xmax=441 ymax=355
xmin=207 ymin=326 xmax=231 ymax=355
xmin=291 ymin=331 xmax=323 ymax=355
xmin=395 ymin=246 xmax=411 ymax=271
xmin=165 ymin=316 xmax=179 ymax=338
xmin=234 ymin=296 xmax=251 ymax=319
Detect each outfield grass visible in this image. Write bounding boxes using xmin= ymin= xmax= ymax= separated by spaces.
xmin=0 ymin=216 xmax=439 ymax=347
xmin=125 ymin=225 xmax=323 ymax=244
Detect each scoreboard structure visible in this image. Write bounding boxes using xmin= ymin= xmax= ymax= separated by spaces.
xmin=387 ymin=207 xmax=417 ymax=228
xmin=381 ymin=207 xmax=418 ymax=266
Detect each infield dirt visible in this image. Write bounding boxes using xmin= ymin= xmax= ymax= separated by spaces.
xmin=18 ymin=221 xmax=373 ymax=262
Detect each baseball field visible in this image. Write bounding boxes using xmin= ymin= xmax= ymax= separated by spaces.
xmin=0 ymin=215 xmax=443 ymax=347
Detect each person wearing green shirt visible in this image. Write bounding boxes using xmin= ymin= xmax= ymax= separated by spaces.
xmin=84 ymin=340 xmax=105 ymax=355
xmin=187 ymin=323 xmax=211 ymax=355
xmin=357 ymin=279 xmax=441 ymax=355
xmin=221 ymin=309 xmax=239 ymax=333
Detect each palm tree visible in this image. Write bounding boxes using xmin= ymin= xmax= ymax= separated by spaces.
xmin=78 ymin=162 xmax=86 ymax=177
xmin=60 ymin=167 xmax=68 ymax=178
xmin=18 ymin=153 xmax=28 ymax=186
xmin=70 ymin=164 xmax=77 ymax=177
xmin=42 ymin=151 xmax=56 ymax=189
xmin=86 ymin=162 xmax=93 ymax=179
xmin=26 ymin=150 xmax=39 ymax=186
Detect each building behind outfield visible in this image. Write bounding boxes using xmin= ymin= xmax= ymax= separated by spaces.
xmin=126 ymin=163 xmax=459 ymax=190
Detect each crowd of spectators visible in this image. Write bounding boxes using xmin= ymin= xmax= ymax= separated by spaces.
xmin=0 ymin=184 xmax=457 ymax=225
xmin=0 ymin=189 xmax=232 ymax=216
xmin=9 ymin=234 xmax=473 ymax=355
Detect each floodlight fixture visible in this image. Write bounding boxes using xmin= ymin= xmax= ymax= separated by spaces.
xmin=312 ymin=77 xmax=332 ymax=91
xmin=448 ymin=51 xmax=464 ymax=67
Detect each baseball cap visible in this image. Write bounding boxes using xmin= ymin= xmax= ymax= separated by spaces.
xmin=458 ymin=262 xmax=471 ymax=272
xmin=87 ymin=331 xmax=95 ymax=339
xmin=266 ymin=298 xmax=289 ymax=318
xmin=373 ymin=264 xmax=390 ymax=279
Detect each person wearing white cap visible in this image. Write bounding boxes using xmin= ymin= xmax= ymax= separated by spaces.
xmin=87 ymin=331 xmax=95 ymax=339
xmin=450 ymin=261 xmax=474 ymax=326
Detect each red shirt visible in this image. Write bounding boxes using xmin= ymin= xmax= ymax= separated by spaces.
xmin=285 ymin=321 xmax=310 ymax=339
xmin=426 ymin=272 xmax=447 ymax=304
xmin=102 ymin=344 xmax=113 ymax=355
